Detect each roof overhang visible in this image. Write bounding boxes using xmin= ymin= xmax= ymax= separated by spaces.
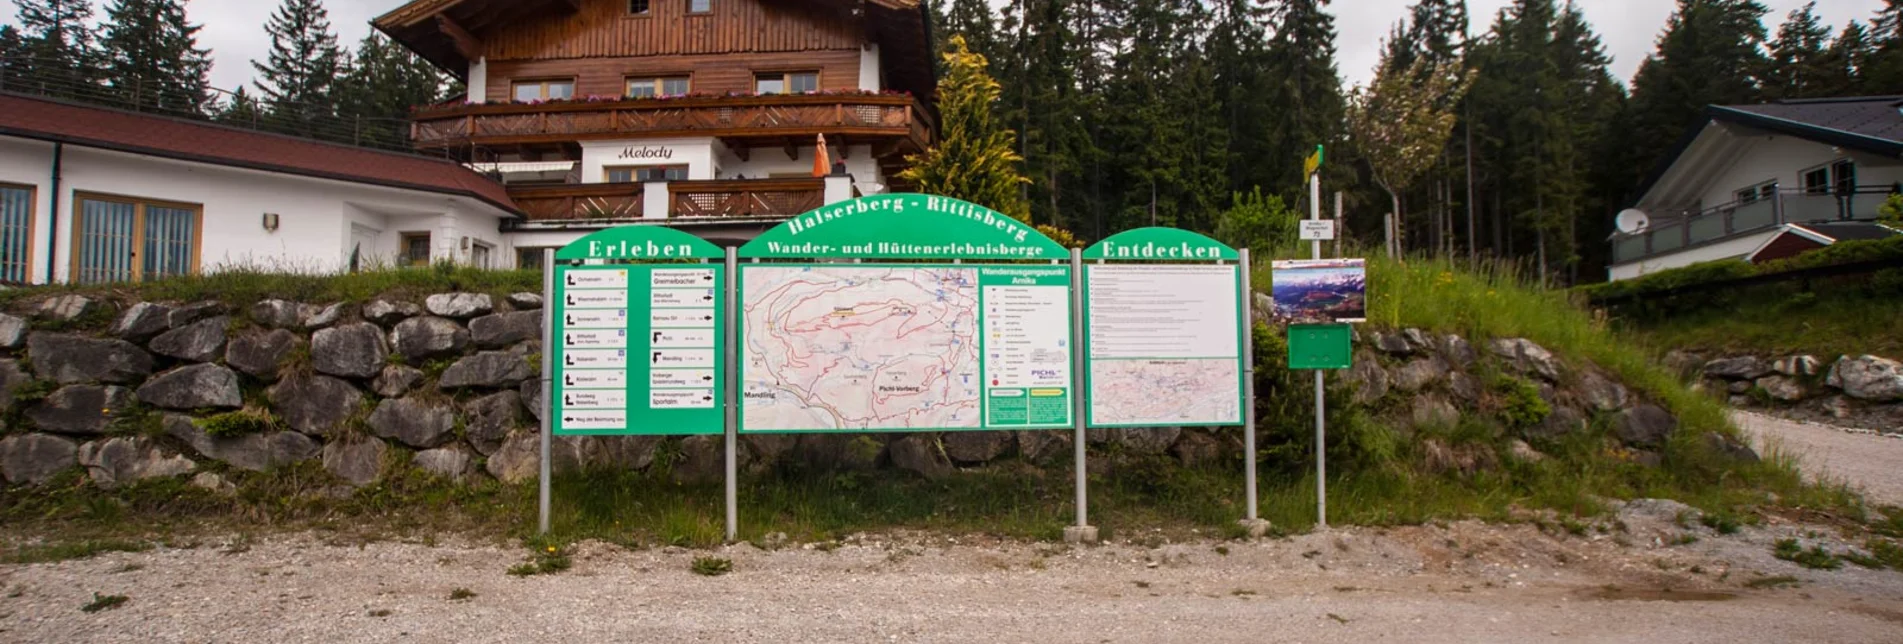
xmin=1629 ymin=103 xmax=1903 ymax=214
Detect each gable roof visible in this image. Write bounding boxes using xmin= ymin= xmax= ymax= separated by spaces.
xmin=1628 ymin=96 xmax=1903 ymax=210
xmin=0 ymin=93 xmax=519 ymax=216
xmin=1746 ymin=221 xmax=1902 ymax=263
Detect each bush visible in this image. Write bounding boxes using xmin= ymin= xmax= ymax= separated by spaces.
xmin=197 ymin=409 xmax=281 ymax=439
xmin=1492 ymin=375 xmax=1551 ymax=430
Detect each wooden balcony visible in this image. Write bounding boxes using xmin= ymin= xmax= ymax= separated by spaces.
xmin=506 ymin=178 xmax=825 ymax=222
xmin=411 ymin=93 xmax=933 ymax=152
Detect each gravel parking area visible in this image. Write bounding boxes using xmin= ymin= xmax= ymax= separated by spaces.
xmin=1735 ymin=410 xmax=1903 ymax=508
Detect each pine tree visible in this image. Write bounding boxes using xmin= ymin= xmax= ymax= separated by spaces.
xmin=1765 ymin=2 xmax=1834 ymax=99
xmin=942 ymin=0 xmax=999 ymax=62
xmin=215 ymin=87 xmax=266 ymax=127
xmin=1386 ymin=0 xmax=1470 ymax=72
xmin=1817 ymin=21 xmax=1874 ymax=94
xmin=11 ymin=0 xmax=98 ymax=100
xmin=1867 ymin=0 xmax=1903 ymax=91
xmin=337 ymin=33 xmax=447 ymax=150
xmin=1209 ymin=0 xmax=1272 ymax=191
xmin=900 ymin=35 xmax=1033 ymax=222
xmin=252 ymin=0 xmax=345 ymax=137
xmin=1620 ymin=0 xmax=1769 ymax=203
xmin=1260 ymin=0 xmax=1347 ymax=197
xmin=0 ymin=25 xmax=26 ymax=89
xmin=99 ymin=0 xmax=213 ymax=115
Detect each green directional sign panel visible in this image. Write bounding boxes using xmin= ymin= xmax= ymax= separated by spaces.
xmin=552 ymin=264 xmax=726 ymax=436
xmin=1288 ymin=324 xmax=1353 ymax=370
xmin=737 ymin=264 xmax=1073 ymax=433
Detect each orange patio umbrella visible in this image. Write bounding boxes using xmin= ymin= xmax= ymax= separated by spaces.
xmin=813 ymin=133 xmax=831 ymax=177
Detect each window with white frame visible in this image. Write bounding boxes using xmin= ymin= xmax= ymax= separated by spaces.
xmin=627 ymin=76 xmax=691 ymax=98
xmin=0 ymin=183 xmax=33 ymax=284
xmin=1736 ymin=181 xmax=1777 ymax=204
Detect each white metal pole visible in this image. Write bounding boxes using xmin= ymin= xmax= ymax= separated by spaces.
xmin=1239 ymin=249 xmax=1258 ymax=522
xmin=538 ymin=248 xmax=555 ymax=536
xmin=1070 ymin=247 xmax=1089 ymax=533
xmin=723 ymin=248 xmax=739 ymax=542
xmin=1309 ymin=172 xmax=1328 ymax=530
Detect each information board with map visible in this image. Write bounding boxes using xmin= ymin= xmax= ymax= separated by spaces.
xmin=1081 ymin=229 xmax=1246 ymax=428
xmin=738 ymin=264 xmax=1072 ymax=433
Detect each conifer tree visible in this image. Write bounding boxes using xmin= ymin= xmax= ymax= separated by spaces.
xmin=1260 ymin=0 xmax=1347 ymax=196
xmin=942 ymin=0 xmax=999 ymax=62
xmin=1765 ymin=2 xmax=1834 ymax=99
xmin=1867 ymin=0 xmax=1903 ymax=90
xmin=1817 ymin=21 xmax=1874 ymax=94
xmin=215 ymin=87 xmax=266 ymax=127
xmin=0 ymin=25 xmax=26 ymax=88
xmin=11 ymin=0 xmax=98 ymax=100
xmin=99 ymin=0 xmax=213 ymax=115
xmin=1620 ymin=0 xmax=1769 ymax=203
xmin=900 ymin=35 xmax=1033 ymax=222
xmin=251 ymin=0 xmax=345 ymax=137
xmin=337 ymin=33 xmax=447 ymax=149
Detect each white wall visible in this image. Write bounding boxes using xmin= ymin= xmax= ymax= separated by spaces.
xmin=717 ymin=144 xmax=878 ymax=182
xmin=468 ymin=57 xmax=488 ymax=103
xmin=859 ymin=44 xmax=882 ymax=91
xmin=1607 ymin=228 xmax=1781 ymax=282
xmin=0 ymin=136 xmax=514 ymax=283
xmin=580 ymin=138 xmax=718 ymax=182
xmin=1700 ymin=133 xmax=1903 ymax=208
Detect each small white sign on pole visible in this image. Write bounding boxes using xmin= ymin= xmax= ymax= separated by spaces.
xmin=1299 ymin=220 xmax=1337 ymax=241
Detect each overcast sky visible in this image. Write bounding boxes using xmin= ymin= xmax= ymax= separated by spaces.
xmin=0 ymin=0 xmax=1891 ymax=91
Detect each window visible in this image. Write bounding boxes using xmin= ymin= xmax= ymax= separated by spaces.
xmin=687 ymin=0 xmax=711 ymax=13
xmin=471 ymin=242 xmax=493 ymax=269
xmin=627 ymin=76 xmax=691 ymax=98
xmin=512 ymin=79 xmax=575 ymax=102
xmin=1804 ymin=167 xmax=1831 ymax=194
xmin=755 ymin=71 xmax=818 ymax=94
xmin=72 ymin=194 xmax=199 ymax=284
xmin=1832 ymin=160 xmax=1856 ymax=195
xmin=0 ymin=183 xmax=34 ymax=284
xmin=517 ymin=247 xmax=556 ymax=270
xmin=1736 ymin=181 xmax=1777 ymax=204
xmin=629 ymin=0 xmax=650 ymax=15
xmin=1802 ymin=160 xmax=1858 ymax=195
xmin=606 ymin=165 xmax=688 ymax=183
xmin=401 ymin=232 xmax=432 ymax=267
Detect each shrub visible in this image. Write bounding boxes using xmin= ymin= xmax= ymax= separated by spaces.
xmin=197 ymin=409 xmax=281 ymax=439
xmin=1772 ymin=538 xmax=1841 ymax=570
xmin=691 ymin=556 xmax=734 ymax=577
xmin=1492 ymin=375 xmax=1550 ymax=430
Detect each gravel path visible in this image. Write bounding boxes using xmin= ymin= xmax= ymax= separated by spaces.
xmin=1734 ymin=410 xmax=1903 ymax=507
xmin=4 ymin=504 xmax=1901 ymax=643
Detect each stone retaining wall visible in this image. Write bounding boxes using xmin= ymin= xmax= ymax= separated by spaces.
xmin=1671 ymin=351 xmax=1903 ymax=432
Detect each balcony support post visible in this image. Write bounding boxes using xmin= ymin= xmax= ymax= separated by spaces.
xmin=1774 ymin=191 xmax=1785 ymax=225
xmin=644 ymin=181 xmax=671 ymax=219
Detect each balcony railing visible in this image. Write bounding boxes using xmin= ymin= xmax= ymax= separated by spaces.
xmin=1611 ymin=188 xmax=1896 ymax=264
xmin=410 ymin=94 xmax=933 ymax=150
xmin=505 ymin=178 xmax=824 ymax=222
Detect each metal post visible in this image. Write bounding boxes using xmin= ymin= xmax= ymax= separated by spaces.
xmin=723 ymin=247 xmax=740 ymax=542
xmin=1239 ymin=249 xmax=1259 ymax=524
xmin=1064 ymin=247 xmax=1096 ymax=544
xmin=1309 ymin=171 xmax=1328 ymax=530
xmin=538 ymin=248 xmax=555 ymax=536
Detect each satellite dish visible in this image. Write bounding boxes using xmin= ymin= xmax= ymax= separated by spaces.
xmin=1615 ymin=209 xmax=1651 ymax=235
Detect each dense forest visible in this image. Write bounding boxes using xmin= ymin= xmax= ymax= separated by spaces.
xmin=933 ymin=0 xmax=1903 ymax=282
xmin=0 ymin=0 xmax=451 ymax=150
xmin=3 ymin=0 xmax=1902 ymax=281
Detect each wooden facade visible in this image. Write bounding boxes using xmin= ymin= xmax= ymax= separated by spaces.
xmin=485 ymin=50 xmax=862 ymax=102
xmin=482 ymin=0 xmax=863 ymax=61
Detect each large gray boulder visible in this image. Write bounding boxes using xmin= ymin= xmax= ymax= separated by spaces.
xmin=301 ymin=303 xmax=347 ymax=330
xmin=469 ymin=311 xmax=542 ymax=349
xmin=887 ymin=435 xmax=952 ymax=479
xmin=367 ymin=397 xmax=456 ymax=449
xmin=1525 ymin=406 xmax=1586 ymax=444
xmin=322 ymin=438 xmax=387 ymax=487
xmin=462 ymin=391 xmax=523 ymax=456
xmin=390 ymin=316 xmax=470 ymax=362
xmin=0 ymin=312 xmax=27 ymax=349
xmin=1017 ymin=430 xmax=1072 ymax=464
xmin=27 ymin=385 xmax=133 ymax=434
xmin=1488 ymin=338 xmax=1563 ymax=381
xmin=1169 ymin=430 xmax=1224 ymax=467
xmin=670 ymin=435 xmax=723 ymax=484
xmin=438 ymin=351 xmax=533 ymax=389
xmin=163 ymin=415 xmax=317 ymax=472
xmin=1616 ymin=405 xmax=1677 ymax=449
xmin=112 ymin=302 xmax=174 ymax=341
xmin=942 ymin=431 xmax=1011 ymax=464
xmin=226 ymin=329 xmax=302 ymax=381
xmin=1774 ymin=355 xmax=1822 ymax=377
xmin=507 ymin=292 xmax=543 ymax=310
xmin=149 ymin=316 xmax=229 ymax=363
xmin=486 ymin=430 xmax=589 ymax=483
xmin=1372 ymin=331 xmax=1415 ymax=355
xmin=414 ymin=445 xmax=478 ymax=482
xmin=1343 ymin=355 xmax=1390 ymax=405
xmin=250 ymin=299 xmax=317 ymax=329
xmin=0 ymin=433 xmax=78 ymax=484
xmin=0 ymin=358 xmax=30 ymax=412
xmin=36 ymin=294 xmax=99 ymax=321
xmin=592 ymin=436 xmax=661 ymax=472
xmin=363 ymin=299 xmax=422 ymax=326
xmin=1704 ymin=356 xmax=1772 ymax=381
xmin=27 ymin=333 xmax=154 ymax=384
xmin=372 ymin=365 xmax=424 ymax=398
xmin=1826 ymin=355 xmax=1903 ymax=402
xmin=311 ymin=323 xmax=387 ymax=379
xmin=1756 ymin=375 xmax=1809 ymax=402
xmin=77 ymin=437 xmax=196 ymax=488
xmin=167 ymin=301 xmax=226 ymax=328
xmin=137 ymin=364 xmax=243 ymax=410
xmin=1409 ymin=395 xmax=1460 ymax=431
xmin=1392 ymin=357 xmax=1447 ymax=393
xmin=1578 ymin=371 xmax=1631 ymax=412
xmin=520 ymin=379 xmax=543 ymax=421
xmin=1441 ymin=334 xmax=1477 ymax=368
xmin=425 ymin=293 xmax=493 ymax=319
xmin=269 ymin=374 xmax=363 ymax=436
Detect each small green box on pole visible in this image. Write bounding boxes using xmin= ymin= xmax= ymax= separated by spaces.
xmin=1288 ymin=324 xmax=1352 ymax=370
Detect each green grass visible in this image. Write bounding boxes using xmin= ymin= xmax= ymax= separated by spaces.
xmin=1613 ymin=285 xmax=1903 ymax=358
xmin=1773 ymin=538 xmax=1843 ymax=570
xmin=79 ymin=593 xmax=128 ymax=613
xmin=0 ymin=262 xmax=541 ymax=309
xmin=690 ymin=556 xmax=733 ymax=576
xmin=3 ymin=539 xmax=152 ymax=564
xmin=1744 ymin=575 xmax=1802 ymax=589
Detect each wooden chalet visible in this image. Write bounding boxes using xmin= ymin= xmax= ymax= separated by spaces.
xmin=374 ymin=0 xmax=937 ymax=245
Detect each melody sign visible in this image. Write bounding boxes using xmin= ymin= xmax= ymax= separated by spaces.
xmin=616 ymin=146 xmax=676 ymax=160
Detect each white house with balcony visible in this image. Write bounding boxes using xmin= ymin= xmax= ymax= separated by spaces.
xmin=1609 ymin=96 xmax=1903 ymax=282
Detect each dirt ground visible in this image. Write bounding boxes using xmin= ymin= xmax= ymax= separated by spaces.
xmin=3 ymin=494 xmax=1901 ymax=643
xmin=1735 ymin=410 xmax=1903 ymax=508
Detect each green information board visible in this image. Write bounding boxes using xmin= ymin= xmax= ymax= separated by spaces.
xmin=1288 ymin=324 xmax=1353 ymax=370
xmin=737 ymin=264 xmax=1073 ymax=433
xmin=739 ymin=194 xmax=1068 ymax=261
xmin=551 ymin=227 xmax=727 ymax=436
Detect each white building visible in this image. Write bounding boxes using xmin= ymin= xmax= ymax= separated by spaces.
xmin=1610 ymin=96 xmax=1903 ymax=281
xmin=0 ymin=93 xmax=521 ymax=284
